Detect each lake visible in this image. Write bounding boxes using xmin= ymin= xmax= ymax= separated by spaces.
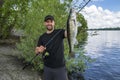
xmin=83 ymin=30 xmax=120 ymax=80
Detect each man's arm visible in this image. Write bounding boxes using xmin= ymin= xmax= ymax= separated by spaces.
xmin=64 ymin=30 xmax=67 ymax=38
xmin=35 ymin=35 xmax=46 ymax=54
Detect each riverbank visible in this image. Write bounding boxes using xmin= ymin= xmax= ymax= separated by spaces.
xmin=0 ymin=44 xmax=42 ymax=80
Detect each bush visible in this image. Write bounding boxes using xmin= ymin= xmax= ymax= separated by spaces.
xmin=16 ymin=0 xmax=92 ymax=76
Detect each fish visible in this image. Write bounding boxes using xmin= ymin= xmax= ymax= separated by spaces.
xmin=66 ymin=8 xmax=79 ymax=56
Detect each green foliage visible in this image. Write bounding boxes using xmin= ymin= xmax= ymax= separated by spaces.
xmin=66 ymin=50 xmax=87 ymax=73
xmin=75 ymin=13 xmax=88 ymax=48
xmin=1 ymin=0 xmax=92 ymax=75
xmin=77 ymin=13 xmax=88 ymax=34
xmin=0 ymin=0 xmax=29 ymax=38
xmin=17 ymin=0 xmax=68 ymax=71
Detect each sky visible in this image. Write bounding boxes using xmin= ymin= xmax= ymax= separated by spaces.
xmin=79 ymin=0 xmax=120 ymax=29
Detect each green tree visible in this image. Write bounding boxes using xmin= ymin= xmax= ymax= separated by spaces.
xmin=17 ymin=0 xmax=68 ymax=71
xmin=17 ymin=0 xmax=92 ymax=75
xmin=1 ymin=0 xmax=92 ymax=79
xmin=0 ymin=0 xmax=29 ymax=39
xmin=76 ymin=13 xmax=88 ymax=46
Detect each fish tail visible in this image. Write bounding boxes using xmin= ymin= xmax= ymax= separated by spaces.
xmin=69 ymin=51 xmax=75 ymax=57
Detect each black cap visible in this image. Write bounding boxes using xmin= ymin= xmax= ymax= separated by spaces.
xmin=44 ymin=15 xmax=54 ymax=22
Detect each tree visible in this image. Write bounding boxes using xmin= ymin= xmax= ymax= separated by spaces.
xmin=77 ymin=13 xmax=88 ymax=43
xmin=0 ymin=0 xmax=4 ymax=38
xmin=17 ymin=0 xmax=68 ymax=71
xmin=0 ymin=0 xmax=29 ymax=39
xmin=1 ymin=0 xmax=91 ymax=79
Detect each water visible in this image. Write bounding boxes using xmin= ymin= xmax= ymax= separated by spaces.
xmin=84 ymin=30 xmax=120 ymax=80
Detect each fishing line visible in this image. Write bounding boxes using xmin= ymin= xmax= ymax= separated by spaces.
xmin=23 ymin=0 xmax=91 ymax=70
xmin=77 ymin=0 xmax=91 ymax=13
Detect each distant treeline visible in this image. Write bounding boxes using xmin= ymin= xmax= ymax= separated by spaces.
xmin=88 ymin=27 xmax=120 ymax=30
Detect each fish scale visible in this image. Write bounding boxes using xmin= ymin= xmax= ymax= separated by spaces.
xmin=67 ymin=8 xmax=78 ymax=56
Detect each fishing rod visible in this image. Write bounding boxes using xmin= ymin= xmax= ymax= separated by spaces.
xmin=22 ymin=29 xmax=62 ymax=70
xmin=77 ymin=0 xmax=91 ymax=13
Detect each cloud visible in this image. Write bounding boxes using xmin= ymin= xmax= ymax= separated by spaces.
xmin=80 ymin=5 xmax=120 ymax=29
xmin=91 ymin=0 xmax=104 ymax=2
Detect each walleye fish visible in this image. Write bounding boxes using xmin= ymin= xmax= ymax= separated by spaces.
xmin=67 ymin=8 xmax=79 ymax=56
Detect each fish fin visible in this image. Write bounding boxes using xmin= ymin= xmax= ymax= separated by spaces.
xmin=69 ymin=51 xmax=75 ymax=58
xmin=77 ymin=22 xmax=82 ymax=27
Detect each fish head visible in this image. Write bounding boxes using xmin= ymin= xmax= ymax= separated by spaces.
xmin=70 ymin=8 xmax=77 ymax=20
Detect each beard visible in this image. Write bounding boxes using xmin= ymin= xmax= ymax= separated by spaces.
xmin=46 ymin=26 xmax=54 ymax=31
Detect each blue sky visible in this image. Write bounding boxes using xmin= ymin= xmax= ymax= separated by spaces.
xmin=79 ymin=0 xmax=120 ymax=29
xmin=87 ymin=0 xmax=120 ymax=12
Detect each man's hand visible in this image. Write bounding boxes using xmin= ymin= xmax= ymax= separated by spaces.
xmin=35 ymin=46 xmax=46 ymax=54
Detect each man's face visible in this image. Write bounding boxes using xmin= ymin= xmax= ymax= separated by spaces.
xmin=44 ymin=20 xmax=55 ymax=31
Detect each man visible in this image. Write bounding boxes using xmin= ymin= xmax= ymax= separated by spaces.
xmin=35 ymin=15 xmax=68 ymax=80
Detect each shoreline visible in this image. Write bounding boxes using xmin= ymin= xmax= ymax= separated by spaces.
xmin=0 ymin=44 xmax=42 ymax=80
